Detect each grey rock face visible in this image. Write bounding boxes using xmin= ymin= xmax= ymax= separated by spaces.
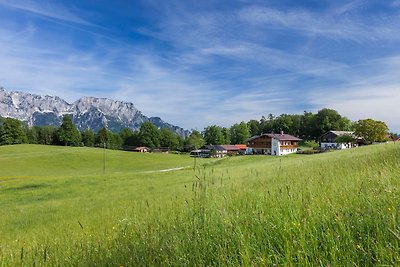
xmin=0 ymin=87 xmax=189 ymax=137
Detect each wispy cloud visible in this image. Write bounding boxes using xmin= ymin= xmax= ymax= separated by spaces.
xmin=307 ymin=55 xmax=400 ymax=131
xmin=392 ymin=0 xmax=400 ymax=7
xmin=330 ymin=0 xmax=366 ymax=15
xmin=200 ymin=43 xmax=349 ymax=79
xmin=136 ymin=1 xmax=400 ymax=79
xmin=0 ymin=21 xmax=224 ymax=128
xmin=236 ymin=5 xmax=399 ymax=42
xmin=112 ymin=55 xmax=228 ymax=128
xmin=0 ymin=0 xmax=92 ymax=26
xmin=312 ymin=85 xmax=400 ymax=132
xmin=0 ymin=23 xmax=122 ymax=100
xmin=1 ymin=0 xmax=400 ymax=131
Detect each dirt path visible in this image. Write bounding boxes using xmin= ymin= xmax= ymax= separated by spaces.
xmin=141 ymin=166 xmax=191 ymax=174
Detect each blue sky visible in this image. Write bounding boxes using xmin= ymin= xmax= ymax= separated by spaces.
xmin=0 ymin=0 xmax=400 ymax=132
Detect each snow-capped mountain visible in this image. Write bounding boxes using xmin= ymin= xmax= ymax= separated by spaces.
xmin=0 ymin=87 xmax=190 ymax=137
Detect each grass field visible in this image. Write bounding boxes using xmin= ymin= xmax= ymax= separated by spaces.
xmin=0 ymin=143 xmax=399 ymax=266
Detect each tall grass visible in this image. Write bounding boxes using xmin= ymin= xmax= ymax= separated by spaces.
xmin=0 ymin=144 xmax=399 ymax=266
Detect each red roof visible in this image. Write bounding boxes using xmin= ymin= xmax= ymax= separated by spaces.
xmin=266 ymin=133 xmax=302 ymax=141
xmin=235 ymin=144 xmax=247 ymax=149
xmin=220 ymin=145 xmax=240 ymax=151
xmin=247 ymin=133 xmax=302 ymax=142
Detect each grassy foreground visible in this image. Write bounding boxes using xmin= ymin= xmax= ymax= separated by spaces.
xmin=0 ymin=144 xmax=399 ymax=266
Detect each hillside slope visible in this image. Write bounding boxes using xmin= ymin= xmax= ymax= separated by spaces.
xmin=0 ymin=143 xmax=399 ymax=266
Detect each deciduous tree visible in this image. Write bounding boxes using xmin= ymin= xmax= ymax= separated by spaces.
xmin=222 ymin=127 xmax=231 ymax=145
xmin=313 ymin=108 xmax=352 ymax=139
xmin=247 ymin=119 xmax=260 ymax=136
xmin=160 ymin=128 xmax=180 ymax=150
xmin=138 ymin=122 xmax=161 ymax=148
xmin=335 ymin=134 xmax=355 ymax=144
xmin=230 ymin=122 xmax=250 ymax=144
xmin=203 ymin=125 xmax=225 ymax=145
xmin=354 ymin=119 xmax=389 ymax=144
xmin=184 ymin=130 xmax=205 ymax=150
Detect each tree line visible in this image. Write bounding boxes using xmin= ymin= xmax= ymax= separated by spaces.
xmin=0 ymin=116 xmax=186 ymax=150
xmin=0 ymin=108 xmax=393 ymax=150
xmin=199 ymin=108 xmax=391 ymax=146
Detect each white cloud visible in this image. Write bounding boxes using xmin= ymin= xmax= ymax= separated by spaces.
xmin=1 ymin=0 xmax=400 ymax=132
xmin=0 ymin=0 xmax=92 ymax=26
xmin=391 ymin=0 xmax=400 ymax=7
xmin=0 ymin=24 xmax=123 ymax=100
xmin=330 ymin=0 xmax=366 ymax=15
xmin=312 ymin=85 xmax=400 ymax=132
xmin=236 ymin=5 xmax=400 ymax=42
xmin=200 ymin=43 xmax=349 ymax=79
xmin=110 ymin=55 xmax=228 ymax=128
xmin=307 ymin=56 xmax=400 ymax=132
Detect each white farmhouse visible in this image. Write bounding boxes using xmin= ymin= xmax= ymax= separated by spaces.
xmin=246 ymin=132 xmax=302 ymax=156
xmin=319 ymin=131 xmax=357 ymax=149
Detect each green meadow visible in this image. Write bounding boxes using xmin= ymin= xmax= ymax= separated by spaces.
xmin=0 ymin=144 xmax=399 ymax=266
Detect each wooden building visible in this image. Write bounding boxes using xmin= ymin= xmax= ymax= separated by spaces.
xmin=205 ymin=145 xmax=228 ymax=158
xmin=191 ymin=144 xmax=247 ymax=157
xmin=190 ymin=149 xmax=211 ymax=158
xmin=247 ymin=132 xmax=301 ymax=156
xmin=133 ymin=146 xmax=150 ymax=153
xmin=220 ymin=145 xmax=240 ymax=155
xmin=319 ymin=131 xmax=357 ymax=150
xmin=234 ymin=144 xmax=247 ymax=154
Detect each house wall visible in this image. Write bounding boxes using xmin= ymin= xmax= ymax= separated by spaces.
xmin=212 ymin=150 xmax=227 ymax=158
xmin=247 ymin=147 xmax=271 ymax=154
xmin=320 ymin=132 xmax=338 ymax=143
xmin=319 ymin=131 xmax=357 ymax=150
xmin=248 ymin=135 xmax=271 ymax=148
xmin=280 ymin=147 xmax=298 ymax=155
xmin=321 ymin=142 xmax=354 ymax=149
xmin=226 ymin=150 xmax=239 ymax=155
xmin=246 ymin=136 xmax=298 ymax=156
xmin=248 ymin=135 xmax=299 ymax=156
xmin=273 ymin=138 xmax=299 ymax=155
xmin=190 ymin=150 xmax=211 ymax=158
xmin=272 ymin=138 xmax=280 ymax=155
xmin=247 ymin=135 xmax=272 ymax=154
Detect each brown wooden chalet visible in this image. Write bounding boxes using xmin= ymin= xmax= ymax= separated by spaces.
xmin=247 ymin=132 xmax=301 ymax=156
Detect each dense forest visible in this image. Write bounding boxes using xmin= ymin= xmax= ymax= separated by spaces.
xmin=0 ymin=108 xmax=392 ymax=151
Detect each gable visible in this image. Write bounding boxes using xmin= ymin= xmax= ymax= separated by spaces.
xmin=320 ymin=131 xmax=355 ymax=142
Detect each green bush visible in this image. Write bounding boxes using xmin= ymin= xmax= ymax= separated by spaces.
xmin=303 ymin=140 xmax=319 ymax=149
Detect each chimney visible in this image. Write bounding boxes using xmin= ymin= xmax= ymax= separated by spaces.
xmin=280 ymin=130 xmax=284 ymax=135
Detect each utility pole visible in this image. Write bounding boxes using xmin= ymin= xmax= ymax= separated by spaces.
xmin=103 ymin=141 xmax=106 ymax=175
xmin=193 ymin=145 xmax=197 ymax=171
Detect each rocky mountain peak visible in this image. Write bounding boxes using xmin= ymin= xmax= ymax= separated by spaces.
xmin=0 ymin=87 xmax=190 ymax=137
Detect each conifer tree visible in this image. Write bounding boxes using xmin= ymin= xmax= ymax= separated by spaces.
xmin=0 ymin=118 xmax=28 ymax=145
xmin=57 ymin=115 xmax=81 ymax=146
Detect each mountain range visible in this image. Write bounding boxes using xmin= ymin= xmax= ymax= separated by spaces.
xmin=0 ymin=87 xmax=190 ymax=137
